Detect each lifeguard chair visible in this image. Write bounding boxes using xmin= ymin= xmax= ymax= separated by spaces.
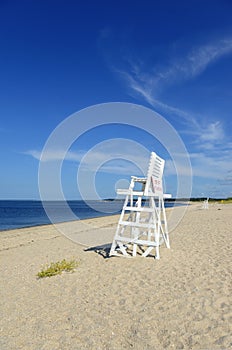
xmin=110 ymin=152 xmax=171 ymax=259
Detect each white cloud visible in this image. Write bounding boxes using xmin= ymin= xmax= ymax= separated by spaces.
xmin=189 ymin=152 xmax=232 ymax=179
xmin=24 ymin=150 xmax=84 ymax=162
xmin=166 ymin=150 xmax=232 ymax=182
xmin=24 ymin=142 xmax=150 ymax=176
xmin=120 ymin=38 xmax=232 ymax=99
xmin=75 ymin=141 xmax=149 ymax=175
xmin=199 ymin=121 xmax=224 ymax=142
xmin=115 ymin=37 xmax=232 ymax=155
xmin=186 ymin=39 xmax=232 ymax=78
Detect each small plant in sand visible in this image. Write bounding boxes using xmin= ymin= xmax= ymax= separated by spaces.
xmin=37 ymin=259 xmax=79 ymax=278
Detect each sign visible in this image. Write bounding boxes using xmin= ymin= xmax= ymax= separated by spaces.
xmin=151 ymin=176 xmax=163 ymax=195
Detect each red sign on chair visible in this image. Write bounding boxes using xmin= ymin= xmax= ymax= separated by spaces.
xmin=151 ymin=176 xmax=163 ymax=195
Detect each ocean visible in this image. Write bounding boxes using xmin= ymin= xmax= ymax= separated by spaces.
xmin=0 ymin=200 xmax=177 ymax=231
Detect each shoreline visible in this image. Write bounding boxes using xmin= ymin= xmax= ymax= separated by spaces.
xmin=1 ymin=203 xmax=231 ymax=349
xmin=0 ymin=200 xmax=187 ymax=233
xmin=0 ymin=211 xmax=121 ymax=233
xmin=0 ymin=201 xmax=225 ymax=251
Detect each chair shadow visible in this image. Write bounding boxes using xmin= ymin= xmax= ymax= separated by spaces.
xmin=84 ymin=243 xmax=112 ymax=259
xmin=85 ymin=243 xmax=156 ymax=259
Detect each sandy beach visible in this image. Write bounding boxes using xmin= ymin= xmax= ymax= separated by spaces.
xmin=0 ymin=203 xmax=231 ymax=349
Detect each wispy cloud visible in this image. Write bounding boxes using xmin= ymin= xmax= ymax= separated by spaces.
xmin=24 ymin=150 xmax=84 ymax=162
xmin=24 ymin=142 xmax=150 ymax=176
xmin=200 ymin=121 xmax=224 ymax=142
xmin=114 ymin=37 xmax=232 ymax=154
xmin=25 ymin=145 xmax=232 ymax=200
xmin=119 ymin=38 xmax=232 ymax=99
xmin=116 ymin=73 xmax=227 ymax=150
xmin=185 ymin=38 xmax=232 ymax=78
xmin=218 ymin=171 xmax=232 ymax=186
xmin=189 ymin=152 xmax=232 ymax=179
xmin=164 ymin=151 xmax=232 ymax=198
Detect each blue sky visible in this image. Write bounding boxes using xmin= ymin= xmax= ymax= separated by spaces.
xmin=1 ymin=0 xmax=232 ymax=199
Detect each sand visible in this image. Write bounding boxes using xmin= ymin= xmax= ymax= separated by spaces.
xmin=0 ymin=203 xmax=231 ymax=349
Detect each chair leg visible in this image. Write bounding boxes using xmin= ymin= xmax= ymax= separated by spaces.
xmin=109 ymin=241 xmax=117 ymax=256
xmin=161 ymin=199 xmax=170 ymax=249
xmin=142 ymin=246 xmax=153 ymax=257
xmin=155 ymin=246 xmax=160 ymax=260
xmin=155 ymin=223 xmax=160 ymax=260
xmin=118 ymin=242 xmax=129 ymax=256
xmin=132 ymin=243 xmax=137 ymax=257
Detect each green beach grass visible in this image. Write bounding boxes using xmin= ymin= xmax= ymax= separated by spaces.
xmin=37 ymin=259 xmax=79 ymax=278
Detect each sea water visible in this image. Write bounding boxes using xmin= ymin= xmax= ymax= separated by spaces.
xmin=0 ymin=200 xmax=177 ymax=231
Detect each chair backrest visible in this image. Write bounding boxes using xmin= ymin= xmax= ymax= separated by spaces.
xmin=144 ymin=152 xmax=165 ymax=196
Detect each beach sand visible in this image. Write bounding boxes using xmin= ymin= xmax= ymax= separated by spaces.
xmin=0 ymin=203 xmax=231 ymax=349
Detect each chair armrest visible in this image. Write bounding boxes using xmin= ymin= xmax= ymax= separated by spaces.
xmin=164 ymin=194 xmax=172 ymax=199
xmin=116 ymin=189 xmax=144 ymax=196
xmin=116 ymin=189 xmax=131 ymax=195
xmin=131 ymin=176 xmax=147 ymax=183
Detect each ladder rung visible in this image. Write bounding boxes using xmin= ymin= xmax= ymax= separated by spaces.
xmin=124 ymin=206 xmax=155 ymax=212
xmin=114 ymin=235 xmax=158 ymax=247
xmin=119 ymin=221 xmax=158 ymax=229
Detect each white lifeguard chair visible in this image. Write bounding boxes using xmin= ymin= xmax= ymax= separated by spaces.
xmin=202 ymin=198 xmax=209 ymax=209
xmin=110 ymin=152 xmax=171 ymax=259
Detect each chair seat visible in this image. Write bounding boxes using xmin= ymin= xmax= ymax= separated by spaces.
xmin=117 ymin=188 xmax=172 ymax=199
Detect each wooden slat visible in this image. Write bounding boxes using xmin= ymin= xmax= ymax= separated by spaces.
xmin=119 ymin=220 xmax=157 ymax=229
xmin=124 ymin=206 xmax=154 ymax=212
xmin=114 ymin=235 xmax=158 ymax=247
